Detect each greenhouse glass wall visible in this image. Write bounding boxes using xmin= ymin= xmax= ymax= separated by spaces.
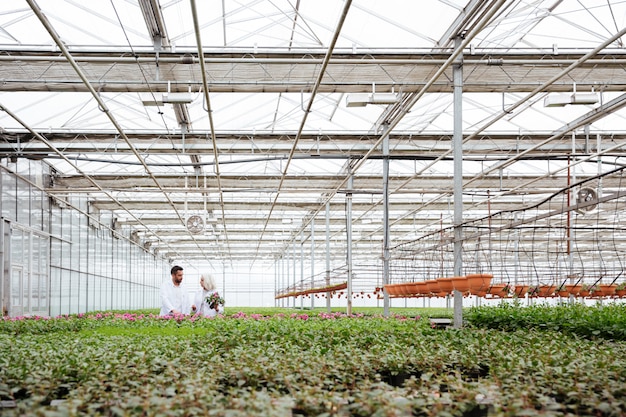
xmin=1 ymin=158 xmax=166 ymax=317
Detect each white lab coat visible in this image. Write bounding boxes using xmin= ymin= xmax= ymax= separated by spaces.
xmin=193 ymin=289 xmax=225 ymax=317
xmin=159 ymin=280 xmax=193 ymax=316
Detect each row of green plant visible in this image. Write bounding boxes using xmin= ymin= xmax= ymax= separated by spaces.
xmin=464 ymin=301 xmax=626 ymax=340
xmin=0 ymin=307 xmax=447 ymax=336
xmin=1 ymin=306 xmax=625 ymax=416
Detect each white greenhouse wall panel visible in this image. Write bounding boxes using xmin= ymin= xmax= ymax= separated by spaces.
xmin=0 ymin=158 xmax=169 ymax=317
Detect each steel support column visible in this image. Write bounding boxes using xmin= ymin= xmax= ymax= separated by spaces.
xmin=453 ymin=36 xmax=464 ymax=328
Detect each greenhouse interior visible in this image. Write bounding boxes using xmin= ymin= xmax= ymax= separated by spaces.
xmin=3 ymin=1 xmax=626 ymax=416
xmin=2 ymin=0 xmax=626 ymax=318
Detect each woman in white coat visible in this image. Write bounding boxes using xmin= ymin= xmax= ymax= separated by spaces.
xmin=192 ymin=273 xmax=225 ymax=317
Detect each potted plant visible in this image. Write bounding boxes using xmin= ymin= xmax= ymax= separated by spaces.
xmin=537 ymin=284 xmax=556 ymax=297
xmin=579 ymin=283 xmax=596 ymax=297
xmin=565 ymin=282 xmax=583 ymax=296
xmin=593 ymin=283 xmax=617 ymax=297
xmin=616 ymin=282 xmax=626 ymax=297
xmin=556 ymin=283 xmax=569 ymax=297
xmin=498 ymin=283 xmax=514 ymax=298
xmin=526 ymin=285 xmax=540 ymax=297
xmin=466 ymin=273 xmax=493 ymax=295
xmin=513 ymin=284 xmax=530 ymax=298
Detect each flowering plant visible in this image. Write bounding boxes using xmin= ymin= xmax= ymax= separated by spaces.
xmin=526 ymin=285 xmax=540 ymax=296
xmin=206 ymin=292 xmax=225 ymax=309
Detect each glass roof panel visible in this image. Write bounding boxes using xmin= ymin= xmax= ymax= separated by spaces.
xmin=1 ymin=0 xmax=625 ymax=277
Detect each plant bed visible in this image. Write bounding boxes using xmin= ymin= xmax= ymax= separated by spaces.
xmin=1 ymin=308 xmax=625 ymax=416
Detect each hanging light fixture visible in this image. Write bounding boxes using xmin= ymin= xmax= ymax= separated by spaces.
xmin=345 ymin=83 xmax=398 ymax=107
xmin=544 ymin=84 xmax=598 ymax=107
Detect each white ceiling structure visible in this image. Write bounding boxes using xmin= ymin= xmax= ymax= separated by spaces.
xmin=1 ymin=1 xmax=626 ymax=284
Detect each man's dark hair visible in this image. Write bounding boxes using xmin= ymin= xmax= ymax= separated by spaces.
xmin=171 ymin=265 xmax=183 ymax=275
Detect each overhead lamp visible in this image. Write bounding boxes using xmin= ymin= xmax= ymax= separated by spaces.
xmin=570 ymin=93 xmax=599 ymax=105
xmin=544 ymin=93 xmax=599 ymax=107
xmin=345 ymin=83 xmax=398 ymax=107
xmin=141 ymin=92 xmax=194 ymax=106
xmin=346 ymin=93 xmax=370 ymax=107
xmin=368 ymin=92 xmax=399 ymax=105
xmin=142 ymin=81 xmax=194 ymax=106
xmin=141 ymin=93 xmax=164 ymax=106
xmin=162 ymin=92 xmax=194 ymax=104
xmin=544 ymin=85 xmax=598 ymax=107
xmin=346 ymin=92 xmax=399 ymax=107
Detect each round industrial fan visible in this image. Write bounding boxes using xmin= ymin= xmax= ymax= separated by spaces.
xmin=576 ymin=187 xmax=598 ymax=214
xmin=186 ymin=215 xmax=205 ymax=234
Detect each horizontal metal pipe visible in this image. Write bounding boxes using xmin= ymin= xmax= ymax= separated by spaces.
xmin=1 ymin=54 xmax=626 ymax=66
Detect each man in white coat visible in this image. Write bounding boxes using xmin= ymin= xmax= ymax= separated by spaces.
xmin=160 ymin=265 xmax=189 ymax=316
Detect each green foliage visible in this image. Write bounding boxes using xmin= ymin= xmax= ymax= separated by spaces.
xmin=464 ymin=302 xmax=626 ymax=340
xmin=0 ymin=308 xmax=625 ymax=416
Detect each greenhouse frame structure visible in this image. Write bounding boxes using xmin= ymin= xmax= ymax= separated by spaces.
xmin=1 ymin=1 xmax=626 ymax=317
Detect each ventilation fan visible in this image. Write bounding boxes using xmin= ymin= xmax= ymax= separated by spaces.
xmin=576 ymin=187 xmax=598 ymax=214
xmin=186 ymin=215 xmax=205 ymax=234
